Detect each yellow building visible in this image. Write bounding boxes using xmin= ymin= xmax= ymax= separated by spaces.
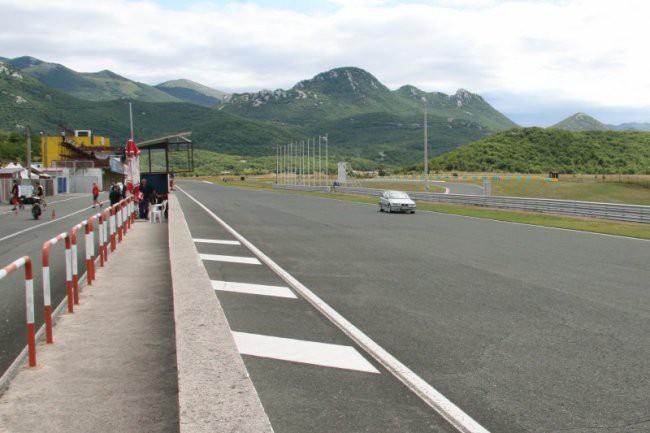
xmin=41 ymin=130 xmax=113 ymax=168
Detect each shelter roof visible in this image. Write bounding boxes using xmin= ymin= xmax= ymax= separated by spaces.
xmin=138 ymin=132 xmax=192 ymax=150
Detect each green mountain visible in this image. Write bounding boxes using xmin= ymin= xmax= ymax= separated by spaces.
xmin=7 ymin=56 xmax=181 ymax=103
xmin=155 ymin=79 xmax=225 ymax=107
xmin=550 ymin=112 xmax=609 ymax=132
xmin=608 ymin=122 xmax=650 ymax=132
xmin=219 ymin=67 xmax=517 ymax=163
xmin=427 ymin=127 xmax=650 ymax=174
xmin=0 ymin=59 xmax=209 ymax=140
xmin=0 ymin=59 xmax=301 ymax=157
xmin=1 ymin=59 xmax=518 ymax=167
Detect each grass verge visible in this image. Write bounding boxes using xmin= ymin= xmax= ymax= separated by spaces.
xmin=192 ymin=177 xmax=650 ymax=240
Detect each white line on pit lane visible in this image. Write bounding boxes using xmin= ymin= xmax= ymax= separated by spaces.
xmin=0 ymin=201 xmax=104 ymax=244
xmin=178 ymin=185 xmax=491 ymax=433
xmin=0 ymin=195 xmax=90 ymax=216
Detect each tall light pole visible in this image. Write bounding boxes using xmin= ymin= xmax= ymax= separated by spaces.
xmin=129 ymin=102 xmax=134 ymax=140
xmin=422 ymin=97 xmax=428 ymax=192
xmin=25 ymin=125 xmax=32 ymax=173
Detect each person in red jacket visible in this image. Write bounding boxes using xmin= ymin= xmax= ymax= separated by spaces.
xmin=10 ymin=179 xmax=20 ymax=210
xmin=92 ymin=182 xmax=102 ymax=208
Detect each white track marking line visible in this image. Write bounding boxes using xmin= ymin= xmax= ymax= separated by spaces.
xmin=193 ymin=238 xmax=241 ymax=245
xmin=202 ymin=181 xmax=212 ymax=184
xmin=200 ymin=253 xmax=261 ymax=265
xmin=233 ymin=332 xmax=379 ymax=374
xmin=0 ymin=204 xmax=96 ymax=244
xmin=0 ymin=194 xmax=101 ymax=216
xmin=212 ymin=280 xmax=297 ymax=299
xmin=179 ymin=185 xmax=491 ymax=433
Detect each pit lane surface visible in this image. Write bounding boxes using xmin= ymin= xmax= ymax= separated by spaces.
xmin=0 ymin=193 xmax=108 ymax=376
xmin=177 ymin=180 xmax=650 ymax=433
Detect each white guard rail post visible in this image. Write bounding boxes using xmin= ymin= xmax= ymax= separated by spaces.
xmin=41 ymin=232 xmax=73 ymax=343
xmin=0 ymin=256 xmax=36 ymax=367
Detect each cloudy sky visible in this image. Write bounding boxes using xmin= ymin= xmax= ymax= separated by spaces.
xmin=1 ymin=0 xmax=649 ymax=126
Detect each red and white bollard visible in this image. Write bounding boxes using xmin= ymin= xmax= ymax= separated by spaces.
xmin=98 ymin=211 xmax=106 ymax=267
xmin=85 ymin=215 xmax=98 ymax=284
xmin=110 ymin=205 xmax=117 ymax=252
xmin=121 ymin=199 xmax=129 ymax=235
xmin=70 ymin=221 xmax=87 ymax=305
xmin=130 ymin=197 xmax=136 ymax=224
xmin=41 ymin=232 xmax=71 ymax=343
xmin=0 ymin=256 xmax=36 ymax=366
xmin=116 ymin=202 xmax=123 ymax=242
xmin=101 ymin=208 xmax=109 ymax=262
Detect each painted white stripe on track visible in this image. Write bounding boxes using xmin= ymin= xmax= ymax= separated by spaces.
xmin=0 ymin=203 xmax=99 ymax=244
xmin=233 ymin=332 xmax=379 ymax=373
xmin=193 ymin=238 xmax=241 ymax=245
xmin=200 ymin=253 xmax=261 ymax=265
xmin=212 ymin=280 xmax=297 ymax=299
xmin=178 ymin=185 xmax=491 ymax=433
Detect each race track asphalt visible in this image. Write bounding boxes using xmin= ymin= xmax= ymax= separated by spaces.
xmin=177 ymin=180 xmax=650 ymax=433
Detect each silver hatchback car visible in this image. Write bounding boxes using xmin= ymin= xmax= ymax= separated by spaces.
xmin=379 ymin=190 xmax=416 ymax=213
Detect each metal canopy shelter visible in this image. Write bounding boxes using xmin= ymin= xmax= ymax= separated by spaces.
xmin=137 ymin=131 xmax=193 ymax=174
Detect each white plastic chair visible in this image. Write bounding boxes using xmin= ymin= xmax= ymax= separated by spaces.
xmin=150 ymin=200 xmax=167 ymax=223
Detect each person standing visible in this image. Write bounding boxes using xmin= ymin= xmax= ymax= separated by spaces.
xmin=10 ymin=179 xmax=20 ymax=210
xmin=92 ymin=182 xmax=101 ymax=208
xmin=138 ymin=178 xmax=155 ymax=219
xmin=109 ymin=183 xmax=121 ymax=206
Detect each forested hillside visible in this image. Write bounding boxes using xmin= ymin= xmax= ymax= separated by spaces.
xmin=427 ymin=128 xmax=650 ymax=174
xmin=0 ymin=130 xmax=31 ymax=164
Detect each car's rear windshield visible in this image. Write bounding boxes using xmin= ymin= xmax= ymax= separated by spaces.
xmin=389 ymin=192 xmax=410 ymax=199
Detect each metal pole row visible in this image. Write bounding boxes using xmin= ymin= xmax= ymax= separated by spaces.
xmin=275 ymin=135 xmax=329 ymax=187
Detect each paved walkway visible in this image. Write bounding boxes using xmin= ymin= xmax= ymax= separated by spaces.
xmin=0 ymin=220 xmax=179 ymax=433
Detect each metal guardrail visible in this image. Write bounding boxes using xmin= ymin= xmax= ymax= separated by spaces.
xmin=275 ymin=185 xmax=332 ymax=193
xmin=274 ymin=184 xmax=650 ymax=224
xmin=335 ymin=187 xmax=650 ymax=224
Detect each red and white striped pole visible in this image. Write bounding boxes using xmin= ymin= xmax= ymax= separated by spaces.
xmin=129 ymin=197 xmax=136 ymax=224
xmin=41 ymin=232 xmax=68 ymax=343
xmin=65 ymin=235 xmax=73 ymax=313
xmin=102 ymin=208 xmax=109 ymax=262
xmin=110 ymin=205 xmax=117 ymax=252
xmin=127 ymin=196 xmax=135 ymax=225
xmin=85 ymin=216 xmax=97 ymax=284
xmin=0 ymin=256 xmax=36 ymax=366
xmin=98 ymin=211 xmax=106 ymax=267
xmin=116 ymin=202 xmax=123 ymax=242
xmin=70 ymin=222 xmax=86 ymax=305
xmin=121 ymin=199 xmax=129 ymax=235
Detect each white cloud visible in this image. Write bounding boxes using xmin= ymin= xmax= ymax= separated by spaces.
xmin=1 ymin=0 xmax=650 ymax=124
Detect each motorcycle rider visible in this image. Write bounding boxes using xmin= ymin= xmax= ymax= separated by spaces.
xmin=35 ymin=182 xmax=46 ymax=208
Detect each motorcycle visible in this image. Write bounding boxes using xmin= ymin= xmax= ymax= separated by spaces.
xmin=31 ymin=199 xmax=42 ymax=220
xmin=18 ymin=195 xmax=42 ymax=219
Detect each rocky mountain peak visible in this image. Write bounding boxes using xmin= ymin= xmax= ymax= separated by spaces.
xmin=0 ymin=61 xmax=23 ymax=80
xmin=551 ymin=112 xmax=609 ymax=131
xmin=8 ymin=56 xmax=44 ymax=69
xmin=297 ymin=67 xmax=388 ymax=94
xmin=451 ymin=89 xmax=482 ymax=107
